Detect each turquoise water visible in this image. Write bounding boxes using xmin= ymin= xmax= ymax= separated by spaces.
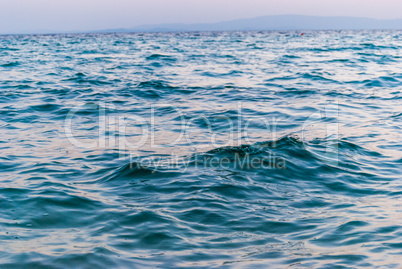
xmin=0 ymin=31 xmax=401 ymax=268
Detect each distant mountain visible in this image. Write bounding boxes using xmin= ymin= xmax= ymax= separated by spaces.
xmin=99 ymin=15 xmax=402 ymax=33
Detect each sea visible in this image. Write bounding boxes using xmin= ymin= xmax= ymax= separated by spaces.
xmin=0 ymin=30 xmax=401 ymax=268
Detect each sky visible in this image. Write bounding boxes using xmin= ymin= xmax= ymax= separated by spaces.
xmin=1 ymin=0 xmax=402 ymax=34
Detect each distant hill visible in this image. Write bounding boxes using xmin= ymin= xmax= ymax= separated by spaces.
xmin=99 ymin=15 xmax=402 ymax=33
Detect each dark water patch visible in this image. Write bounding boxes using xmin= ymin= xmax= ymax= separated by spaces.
xmin=0 ymin=47 xmax=20 ymax=51
xmin=277 ymin=87 xmax=318 ymax=96
xmin=30 ymin=103 xmax=61 ymax=112
xmin=327 ymin=58 xmax=352 ymax=63
xmin=136 ymin=80 xmax=178 ymax=91
xmin=132 ymin=88 xmax=162 ymax=99
xmin=64 ymin=77 xmax=114 ymax=86
xmin=146 ymin=53 xmax=178 ymax=62
xmin=300 ymin=72 xmax=337 ymax=83
xmin=1 ymin=61 xmax=20 ymax=68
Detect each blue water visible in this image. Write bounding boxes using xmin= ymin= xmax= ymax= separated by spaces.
xmin=0 ymin=31 xmax=401 ymax=268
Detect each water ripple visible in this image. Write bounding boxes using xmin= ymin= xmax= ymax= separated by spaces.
xmin=0 ymin=30 xmax=401 ymax=268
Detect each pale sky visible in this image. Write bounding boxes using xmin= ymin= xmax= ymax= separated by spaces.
xmin=1 ymin=0 xmax=402 ymax=34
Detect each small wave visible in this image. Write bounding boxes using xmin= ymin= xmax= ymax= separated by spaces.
xmin=137 ymin=80 xmax=178 ymax=91
xmin=64 ymin=73 xmax=113 ymax=85
xmin=146 ymin=54 xmax=177 ymax=62
xmin=201 ymin=70 xmax=243 ymax=77
xmin=0 ymin=47 xmax=20 ymax=51
xmin=99 ymin=161 xmax=182 ymax=183
xmin=1 ymin=61 xmax=20 ymax=67
xmin=30 ymin=103 xmax=61 ymax=112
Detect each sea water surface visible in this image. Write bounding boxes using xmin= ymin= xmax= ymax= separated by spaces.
xmin=0 ymin=31 xmax=401 ymax=268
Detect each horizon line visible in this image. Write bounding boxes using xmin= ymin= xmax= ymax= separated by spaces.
xmin=1 ymin=14 xmax=402 ymax=36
